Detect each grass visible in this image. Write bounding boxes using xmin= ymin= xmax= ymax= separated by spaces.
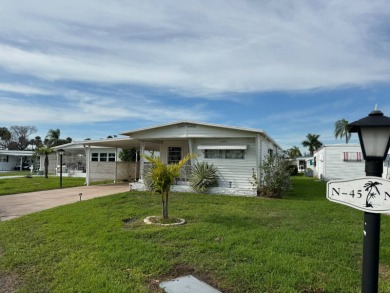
xmin=1 ymin=177 xmax=390 ymax=292
xmin=0 ymin=171 xmax=30 ymax=177
xmin=0 ymin=176 xmax=86 ymax=196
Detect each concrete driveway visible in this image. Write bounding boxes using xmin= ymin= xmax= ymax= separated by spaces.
xmin=0 ymin=183 xmax=130 ymax=221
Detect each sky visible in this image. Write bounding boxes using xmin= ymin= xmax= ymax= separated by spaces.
xmin=1 ymin=0 xmax=390 ymax=154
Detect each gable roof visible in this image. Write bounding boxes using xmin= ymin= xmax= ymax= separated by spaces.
xmin=120 ymin=120 xmax=281 ymax=149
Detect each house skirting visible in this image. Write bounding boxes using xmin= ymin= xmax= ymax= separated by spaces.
xmin=129 ymin=181 xmax=256 ymax=196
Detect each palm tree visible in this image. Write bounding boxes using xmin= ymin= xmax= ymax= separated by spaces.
xmin=142 ymin=153 xmax=196 ymax=219
xmin=45 ymin=129 xmax=61 ymax=147
xmin=35 ymin=146 xmax=54 ymax=178
xmin=288 ymin=146 xmax=302 ymax=159
xmin=334 ymin=119 xmax=351 ymax=144
xmin=34 ymin=136 xmax=43 ymax=148
xmin=302 ymin=134 xmax=323 ymax=155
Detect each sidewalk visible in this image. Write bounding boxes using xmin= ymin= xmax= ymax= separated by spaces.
xmin=0 ymin=183 xmax=130 ymax=221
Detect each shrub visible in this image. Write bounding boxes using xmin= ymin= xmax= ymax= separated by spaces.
xmin=118 ymin=148 xmax=137 ymax=162
xmin=256 ymin=153 xmax=292 ymax=198
xmin=189 ymin=161 xmax=218 ymax=193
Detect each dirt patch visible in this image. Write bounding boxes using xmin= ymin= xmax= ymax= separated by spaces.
xmin=379 ymin=263 xmax=390 ymax=279
xmin=0 ymin=271 xmax=20 ymax=293
xmin=0 ymin=247 xmax=20 ymax=293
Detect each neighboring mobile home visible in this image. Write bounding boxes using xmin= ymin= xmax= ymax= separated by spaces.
xmin=313 ymin=144 xmax=390 ymax=180
xmin=0 ymin=150 xmax=34 ymax=171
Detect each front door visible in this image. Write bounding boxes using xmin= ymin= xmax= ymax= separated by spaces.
xmin=167 ymin=147 xmax=182 ymax=164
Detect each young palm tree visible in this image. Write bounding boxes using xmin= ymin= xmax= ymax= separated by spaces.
xmin=334 ymin=119 xmax=351 ymax=144
xmin=288 ymin=146 xmax=302 ymax=159
xmin=45 ymin=129 xmax=61 ymax=147
xmin=302 ymin=134 xmax=322 ymax=155
xmin=35 ymin=146 xmax=54 ymax=178
xmin=142 ymin=153 xmax=196 ymax=219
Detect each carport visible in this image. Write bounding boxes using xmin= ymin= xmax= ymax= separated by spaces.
xmin=56 ymin=138 xmax=160 ymax=185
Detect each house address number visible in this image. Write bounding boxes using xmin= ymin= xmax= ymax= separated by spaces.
xmin=326 ymin=177 xmax=390 ymax=213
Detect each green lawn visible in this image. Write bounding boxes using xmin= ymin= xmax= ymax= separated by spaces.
xmin=0 ymin=171 xmax=30 ymax=177
xmin=1 ymin=177 xmax=390 ymax=292
xmin=0 ymin=176 xmax=86 ymax=196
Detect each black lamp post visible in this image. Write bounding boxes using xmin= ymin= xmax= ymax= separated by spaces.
xmin=348 ymin=107 xmax=390 ymax=293
xmin=58 ymin=149 xmax=65 ymax=189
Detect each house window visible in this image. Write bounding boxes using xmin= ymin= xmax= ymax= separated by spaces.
xmin=100 ymin=153 xmax=107 ymax=162
xmin=91 ymin=153 xmax=99 ymax=161
xmin=268 ymin=149 xmax=274 ymax=156
xmin=0 ymin=155 xmax=8 ymax=162
xmin=108 ymin=153 xmax=116 ymax=162
xmin=168 ymin=147 xmax=182 ymax=164
xmin=204 ymin=149 xmax=245 ymax=159
xmin=343 ymin=152 xmax=362 ymax=162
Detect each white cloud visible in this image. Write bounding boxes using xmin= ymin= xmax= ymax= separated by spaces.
xmin=0 ymin=0 xmax=389 ymax=96
xmin=0 ymin=83 xmax=52 ymax=95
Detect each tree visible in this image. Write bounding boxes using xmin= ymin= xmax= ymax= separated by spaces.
xmin=0 ymin=127 xmax=11 ymax=149
xmin=254 ymin=153 xmax=292 ymax=198
xmin=35 ymin=146 xmax=54 ymax=178
xmin=8 ymin=126 xmax=37 ymax=150
xmin=119 ymin=148 xmax=138 ymax=162
xmin=34 ymin=136 xmax=43 ymax=148
xmin=287 ymin=146 xmax=302 ymax=159
xmin=302 ymin=133 xmax=322 ymax=155
xmin=142 ymin=153 xmax=195 ymax=219
xmin=45 ymin=129 xmax=72 ymax=147
xmin=45 ymin=128 xmax=61 ymax=147
xmin=334 ymin=119 xmax=351 ymax=144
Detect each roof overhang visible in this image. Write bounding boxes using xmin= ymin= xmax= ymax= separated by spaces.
xmin=0 ymin=150 xmax=34 ymax=156
xmin=197 ymin=145 xmax=247 ymax=150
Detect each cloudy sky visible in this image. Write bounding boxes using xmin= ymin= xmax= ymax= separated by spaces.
xmin=1 ymin=0 xmax=390 ymax=153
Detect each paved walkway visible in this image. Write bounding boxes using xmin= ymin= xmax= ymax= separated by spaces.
xmin=0 ymin=183 xmax=130 ymax=221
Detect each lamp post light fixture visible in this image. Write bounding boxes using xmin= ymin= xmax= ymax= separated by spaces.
xmin=58 ymin=149 xmax=65 ymax=189
xmin=348 ymin=107 xmax=390 ymax=293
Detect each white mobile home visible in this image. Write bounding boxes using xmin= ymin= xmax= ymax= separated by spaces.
xmin=313 ymin=144 xmax=390 ymax=180
xmin=120 ymin=121 xmax=281 ymax=196
xmin=0 ymin=150 xmax=34 ymax=171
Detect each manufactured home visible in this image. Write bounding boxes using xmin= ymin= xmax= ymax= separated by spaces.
xmin=120 ymin=121 xmax=281 ymax=196
xmin=313 ymin=144 xmax=390 ymax=180
xmin=43 ymin=121 xmax=281 ymax=196
xmin=0 ymin=150 xmax=34 ymax=171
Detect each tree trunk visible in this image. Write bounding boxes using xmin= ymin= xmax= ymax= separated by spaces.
xmin=44 ymin=155 xmax=49 ymax=178
xmin=162 ymin=191 xmax=169 ymax=219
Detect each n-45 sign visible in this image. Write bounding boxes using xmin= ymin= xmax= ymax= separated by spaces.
xmin=326 ymin=177 xmax=390 ymax=213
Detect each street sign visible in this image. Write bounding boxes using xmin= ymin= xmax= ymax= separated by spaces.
xmin=326 ymin=177 xmax=390 ymax=213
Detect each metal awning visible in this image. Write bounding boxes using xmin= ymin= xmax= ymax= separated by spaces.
xmin=197 ymin=145 xmax=247 ymax=150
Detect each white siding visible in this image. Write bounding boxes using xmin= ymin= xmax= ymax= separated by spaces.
xmin=0 ymin=156 xmax=19 ymax=171
xmin=314 ymin=144 xmax=365 ymax=180
xmin=193 ymin=138 xmax=257 ymax=189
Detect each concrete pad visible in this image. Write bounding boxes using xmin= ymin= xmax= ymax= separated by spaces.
xmin=0 ymin=183 xmax=129 ymax=221
xmin=160 ymin=275 xmax=222 ymax=293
